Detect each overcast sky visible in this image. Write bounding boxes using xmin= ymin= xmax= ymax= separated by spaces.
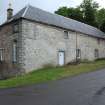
xmin=0 ymin=0 xmax=105 ymax=25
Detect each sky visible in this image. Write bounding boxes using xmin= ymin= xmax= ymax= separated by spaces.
xmin=0 ymin=0 xmax=105 ymax=25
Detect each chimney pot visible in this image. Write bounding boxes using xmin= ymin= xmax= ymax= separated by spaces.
xmin=7 ymin=3 xmax=13 ymax=20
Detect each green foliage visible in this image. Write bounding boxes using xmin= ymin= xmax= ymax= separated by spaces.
xmin=100 ymin=20 xmax=105 ymax=33
xmin=55 ymin=0 xmax=105 ymax=33
xmin=55 ymin=7 xmax=69 ymax=17
xmin=80 ymin=59 xmax=91 ymax=63
xmin=0 ymin=60 xmax=105 ymax=88
xmin=68 ymin=7 xmax=84 ymax=22
xmin=96 ymin=8 xmax=105 ymax=31
xmin=42 ymin=63 xmax=55 ymax=69
xmin=96 ymin=8 xmax=105 ymax=27
xmin=79 ymin=0 xmax=98 ymax=27
xmin=55 ymin=7 xmax=84 ymax=22
xmin=55 ymin=0 xmax=101 ymax=29
xmin=95 ymin=58 xmax=105 ymax=61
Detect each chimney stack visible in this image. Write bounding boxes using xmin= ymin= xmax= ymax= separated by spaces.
xmin=7 ymin=3 xmax=13 ymax=20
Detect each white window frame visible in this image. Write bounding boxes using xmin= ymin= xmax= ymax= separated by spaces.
xmin=12 ymin=41 xmax=17 ymax=63
xmin=0 ymin=48 xmax=4 ymax=62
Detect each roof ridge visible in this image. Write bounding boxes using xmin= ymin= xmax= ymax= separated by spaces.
xmin=22 ymin=5 xmax=30 ymax=17
xmin=1 ymin=5 xmax=105 ymax=38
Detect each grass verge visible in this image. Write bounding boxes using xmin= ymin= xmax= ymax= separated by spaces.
xmin=0 ymin=60 xmax=105 ymax=88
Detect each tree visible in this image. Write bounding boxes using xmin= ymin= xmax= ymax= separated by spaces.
xmin=80 ymin=0 xmax=99 ymax=27
xmin=55 ymin=7 xmax=84 ymax=22
xmin=68 ymin=7 xmax=84 ymax=22
xmin=55 ymin=0 xmax=105 ymax=29
xmin=55 ymin=7 xmax=69 ymax=17
xmin=96 ymin=8 xmax=105 ymax=28
xmin=100 ymin=20 xmax=105 ymax=33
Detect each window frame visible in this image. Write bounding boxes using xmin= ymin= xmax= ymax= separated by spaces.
xmin=97 ymin=38 xmax=100 ymax=45
xmin=13 ymin=23 xmax=19 ymax=33
xmin=12 ymin=40 xmax=17 ymax=63
xmin=64 ymin=31 xmax=69 ymax=39
xmin=76 ymin=49 xmax=81 ymax=59
xmin=94 ymin=49 xmax=99 ymax=58
xmin=0 ymin=48 xmax=4 ymax=62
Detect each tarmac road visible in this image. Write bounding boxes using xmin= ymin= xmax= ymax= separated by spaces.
xmin=1 ymin=69 xmax=105 ymax=105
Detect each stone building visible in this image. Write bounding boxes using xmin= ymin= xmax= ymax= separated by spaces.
xmin=0 ymin=4 xmax=105 ymax=77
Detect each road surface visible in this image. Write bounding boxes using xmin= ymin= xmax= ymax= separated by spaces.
xmin=1 ymin=69 xmax=105 ymax=105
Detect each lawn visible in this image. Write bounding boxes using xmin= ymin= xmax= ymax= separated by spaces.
xmin=0 ymin=59 xmax=105 ymax=88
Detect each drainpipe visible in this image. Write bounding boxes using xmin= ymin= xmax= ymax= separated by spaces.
xmin=76 ymin=32 xmax=77 ymax=63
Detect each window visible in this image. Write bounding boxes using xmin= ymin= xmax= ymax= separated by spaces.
xmin=13 ymin=23 xmax=19 ymax=33
xmin=64 ymin=31 xmax=69 ymax=39
xmin=12 ymin=40 xmax=17 ymax=63
xmin=76 ymin=49 xmax=81 ymax=59
xmin=94 ymin=49 xmax=99 ymax=58
xmin=97 ymin=39 xmax=100 ymax=45
xmin=0 ymin=48 xmax=4 ymax=62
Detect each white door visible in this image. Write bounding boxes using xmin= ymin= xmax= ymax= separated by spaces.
xmin=59 ymin=51 xmax=65 ymax=66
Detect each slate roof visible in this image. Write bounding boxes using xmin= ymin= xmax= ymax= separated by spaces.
xmin=3 ymin=5 xmax=105 ymax=38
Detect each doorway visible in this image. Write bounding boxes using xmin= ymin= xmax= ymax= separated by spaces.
xmin=58 ymin=51 xmax=65 ymax=66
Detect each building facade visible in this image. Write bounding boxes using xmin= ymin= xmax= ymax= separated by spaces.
xmin=0 ymin=5 xmax=105 ymax=78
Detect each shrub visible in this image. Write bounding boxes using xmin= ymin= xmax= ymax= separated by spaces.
xmin=66 ymin=59 xmax=80 ymax=65
xmin=42 ymin=63 xmax=55 ymax=69
xmin=95 ymin=58 xmax=105 ymax=61
xmin=81 ymin=59 xmax=91 ymax=63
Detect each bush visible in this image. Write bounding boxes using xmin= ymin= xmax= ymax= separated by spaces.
xmin=66 ymin=59 xmax=81 ymax=65
xmin=42 ymin=63 xmax=55 ymax=69
xmin=95 ymin=58 xmax=105 ymax=61
xmin=81 ymin=59 xmax=92 ymax=63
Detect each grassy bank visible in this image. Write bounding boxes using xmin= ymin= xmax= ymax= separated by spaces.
xmin=0 ymin=60 xmax=105 ymax=88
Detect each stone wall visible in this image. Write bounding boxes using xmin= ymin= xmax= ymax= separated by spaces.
xmin=77 ymin=33 xmax=105 ymax=60
xmin=0 ymin=21 xmax=24 ymax=78
xmin=21 ymin=19 xmax=105 ymax=72
xmin=0 ymin=19 xmax=105 ymax=76
xmin=21 ymin=19 xmax=76 ymax=72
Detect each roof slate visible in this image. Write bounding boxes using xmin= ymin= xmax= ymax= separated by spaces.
xmin=4 ymin=5 xmax=105 ymax=38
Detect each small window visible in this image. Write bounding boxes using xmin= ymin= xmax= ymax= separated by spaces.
xmin=64 ymin=31 xmax=69 ymax=39
xmin=13 ymin=23 xmax=19 ymax=33
xmin=76 ymin=49 xmax=81 ymax=58
xmin=12 ymin=40 xmax=17 ymax=63
xmin=97 ymin=39 xmax=100 ymax=45
xmin=94 ymin=49 xmax=99 ymax=58
xmin=0 ymin=48 xmax=4 ymax=62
